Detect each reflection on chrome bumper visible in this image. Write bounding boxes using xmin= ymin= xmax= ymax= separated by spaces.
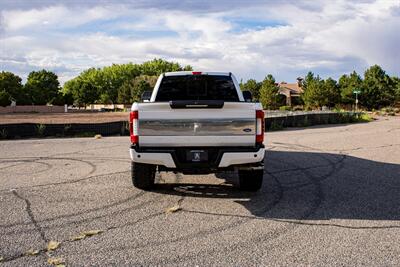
xmin=218 ymin=148 xmax=265 ymax=167
xmin=130 ymin=149 xmax=176 ymax=168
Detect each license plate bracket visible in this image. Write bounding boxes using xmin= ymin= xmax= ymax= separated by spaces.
xmin=186 ymin=150 xmax=208 ymax=162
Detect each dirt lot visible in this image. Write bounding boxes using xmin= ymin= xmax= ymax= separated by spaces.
xmin=0 ymin=112 xmax=129 ymax=124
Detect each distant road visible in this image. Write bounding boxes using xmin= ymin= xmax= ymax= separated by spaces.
xmin=0 ymin=116 xmax=399 ymax=266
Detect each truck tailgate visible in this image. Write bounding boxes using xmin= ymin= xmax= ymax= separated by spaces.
xmin=137 ymin=102 xmax=257 ymax=147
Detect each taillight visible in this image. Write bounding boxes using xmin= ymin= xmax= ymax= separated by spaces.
xmin=129 ymin=110 xmax=138 ymax=144
xmin=256 ymin=110 xmax=264 ymax=144
xmin=192 ymin=71 xmax=202 ymax=75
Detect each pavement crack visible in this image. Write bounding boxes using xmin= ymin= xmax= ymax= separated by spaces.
xmin=0 ymin=170 xmax=129 ymax=193
xmin=11 ymin=190 xmax=48 ymax=242
xmin=165 ymin=173 xmax=187 ymax=212
xmin=180 ymin=209 xmax=400 ymax=230
xmin=1 ymin=212 xmax=164 ymax=264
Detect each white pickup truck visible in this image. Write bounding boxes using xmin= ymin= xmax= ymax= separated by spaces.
xmin=129 ymin=71 xmax=265 ymax=191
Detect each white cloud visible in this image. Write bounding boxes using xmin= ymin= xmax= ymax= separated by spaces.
xmin=0 ymin=0 xmax=399 ymax=85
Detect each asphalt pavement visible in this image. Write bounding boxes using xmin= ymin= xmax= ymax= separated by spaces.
xmin=0 ymin=116 xmax=399 ymax=266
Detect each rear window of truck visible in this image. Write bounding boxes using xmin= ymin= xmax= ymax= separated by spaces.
xmin=155 ymin=75 xmax=239 ymax=102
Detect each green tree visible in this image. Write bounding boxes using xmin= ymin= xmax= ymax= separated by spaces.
xmin=0 ymin=90 xmax=11 ymax=107
xmin=50 ymin=91 xmax=74 ymax=106
xmin=0 ymin=71 xmax=29 ymax=104
xmin=63 ymin=78 xmax=99 ymax=107
xmin=49 ymin=92 xmax=65 ymax=106
xmin=117 ymin=75 xmax=157 ymax=104
xmin=63 ymin=59 xmax=193 ymax=105
xmin=302 ymin=74 xmax=340 ymax=109
xmin=183 ymin=65 xmax=194 ymax=71
xmin=63 ymin=91 xmax=74 ymax=105
xmin=240 ymin=79 xmax=262 ymax=101
xmin=132 ymin=78 xmax=152 ymax=103
xmin=117 ymin=82 xmax=132 ymax=104
xmin=25 ymin=70 xmax=60 ymax=105
xmin=99 ymin=92 xmax=112 ymax=104
xmin=78 ymin=68 xmax=106 ymax=102
xmin=392 ymin=77 xmax=400 ymax=103
xmin=361 ymin=65 xmax=395 ymax=109
xmin=63 ymin=79 xmax=77 ymax=100
xmin=102 ymin=64 xmax=141 ymax=103
xmin=259 ymin=74 xmax=279 ymax=109
xmin=324 ymin=77 xmax=340 ymax=107
xmin=302 ymin=74 xmax=325 ymax=109
xmin=140 ymin=58 xmax=191 ymax=76
xmin=338 ymin=71 xmax=363 ymax=105
xmin=302 ymin=71 xmax=315 ymax=91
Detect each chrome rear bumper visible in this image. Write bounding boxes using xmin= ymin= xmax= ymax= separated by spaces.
xmin=130 ymin=146 xmax=265 ymax=170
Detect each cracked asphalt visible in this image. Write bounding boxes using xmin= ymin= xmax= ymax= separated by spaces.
xmin=0 ymin=116 xmax=399 ymax=266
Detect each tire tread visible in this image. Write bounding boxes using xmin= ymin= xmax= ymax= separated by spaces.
xmin=131 ymin=162 xmax=156 ymax=190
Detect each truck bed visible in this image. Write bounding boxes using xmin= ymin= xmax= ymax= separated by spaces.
xmin=136 ymin=102 xmax=258 ymax=147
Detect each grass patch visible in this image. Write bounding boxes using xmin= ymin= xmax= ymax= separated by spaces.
xmin=336 ymin=112 xmax=373 ymax=123
xmin=356 ymin=113 xmax=373 ymax=122
xmin=279 ymin=105 xmax=292 ymax=111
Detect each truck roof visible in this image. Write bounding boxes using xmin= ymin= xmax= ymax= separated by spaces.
xmin=164 ymin=71 xmax=231 ymax=76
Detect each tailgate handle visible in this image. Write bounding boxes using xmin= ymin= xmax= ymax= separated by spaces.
xmin=169 ymin=100 xmax=224 ymax=109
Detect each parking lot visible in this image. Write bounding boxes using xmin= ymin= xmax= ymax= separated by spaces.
xmin=0 ymin=117 xmax=399 ymax=266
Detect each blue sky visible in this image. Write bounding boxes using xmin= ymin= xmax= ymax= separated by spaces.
xmin=0 ymin=0 xmax=399 ymax=84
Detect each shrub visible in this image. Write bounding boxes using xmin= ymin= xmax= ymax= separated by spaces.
xmin=0 ymin=129 xmax=7 ymax=139
xmin=36 ymin=124 xmax=46 ymax=136
xmin=279 ymin=105 xmax=292 ymax=111
xmin=355 ymin=113 xmax=373 ymax=122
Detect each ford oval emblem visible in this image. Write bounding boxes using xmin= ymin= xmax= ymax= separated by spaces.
xmin=243 ymin=128 xmax=252 ymax=133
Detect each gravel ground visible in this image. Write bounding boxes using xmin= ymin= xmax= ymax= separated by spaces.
xmin=0 ymin=112 xmax=129 ymax=124
xmin=0 ymin=116 xmax=399 ymax=266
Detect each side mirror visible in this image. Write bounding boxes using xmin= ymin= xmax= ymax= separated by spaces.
xmin=242 ymin=91 xmax=252 ymax=102
xmin=141 ymin=91 xmax=152 ymax=102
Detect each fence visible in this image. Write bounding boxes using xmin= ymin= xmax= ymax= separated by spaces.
xmin=265 ymin=111 xmax=360 ymax=129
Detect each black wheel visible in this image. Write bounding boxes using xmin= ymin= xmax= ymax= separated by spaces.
xmin=131 ymin=162 xmax=156 ymax=190
xmin=238 ymin=169 xmax=263 ymax=191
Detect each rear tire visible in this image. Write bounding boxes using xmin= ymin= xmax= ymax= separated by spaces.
xmin=238 ymin=169 xmax=263 ymax=191
xmin=131 ymin=162 xmax=156 ymax=190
